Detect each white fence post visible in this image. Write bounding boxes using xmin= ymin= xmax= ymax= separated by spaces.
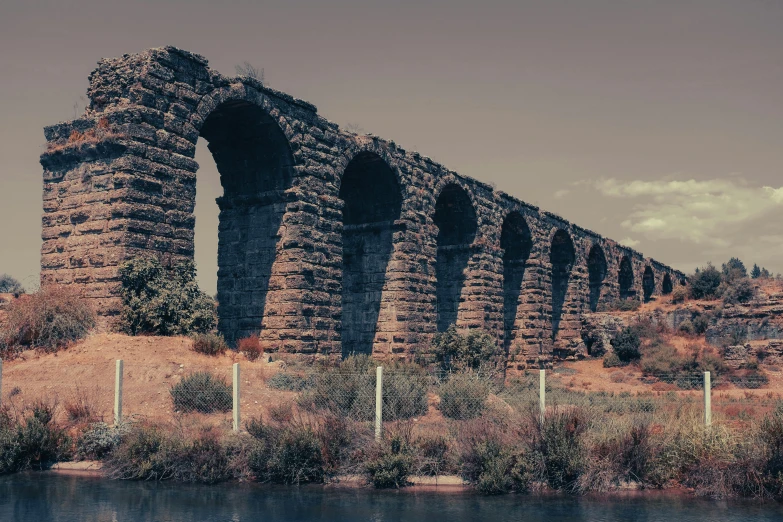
xmin=114 ymin=360 xmax=124 ymax=426
xmin=704 ymin=371 xmax=712 ymax=427
xmin=233 ymin=363 xmax=241 ymax=432
xmin=375 ymin=366 xmax=383 ymax=441
xmin=539 ymin=369 xmax=546 ymax=424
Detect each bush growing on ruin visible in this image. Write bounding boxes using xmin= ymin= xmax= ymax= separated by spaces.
xmin=692 ymin=313 xmax=710 ymax=335
xmin=602 ymin=352 xmax=623 ymax=368
xmin=118 ymin=257 xmax=217 ymax=336
xmin=678 ymin=319 xmax=695 ymax=335
xmin=237 ymin=336 xmax=263 ymax=361
xmin=438 ymin=373 xmax=490 ymax=420
xmin=689 ymin=264 xmax=722 ymax=299
xmin=721 ymin=278 xmax=756 ymax=305
xmin=0 ymin=274 xmax=24 ymax=295
xmin=170 ymin=372 xmax=232 ymax=414
xmin=0 ymin=285 xmax=95 ymax=354
xmin=432 ymin=325 xmax=502 ymax=373
xmin=610 ymin=327 xmax=641 ymax=362
xmin=671 ymin=285 xmax=688 ymax=304
xmin=191 ymin=333 xmax=227 ymax=356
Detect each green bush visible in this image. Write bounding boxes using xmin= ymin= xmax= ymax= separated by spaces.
xmin=0 ymin=274 xmax=24 ymax=294
xmin=414 ymin=434 xmax=453 ymax=476
xmin=721 ymin=278 xmax=755 ymax=305
xmin=602 ymin=352 xmax=623 ymax=368
xmin=692 ymin=314 xmax=710 ymax=335
xmin=0 ymin=285 xmax=95 ymax=354
xmin=191 ymin=333 xmax=227 ymax=356
xmin=678 ymin=319 xmax=695 ymax=335
xmin=532 ymin=408 xmax=589 ymax=492
xmin=438 ymin=373 xmax=490 ymax=420
xmin=76 ymin=422 xmax=127 ymax=460
xmin=0 ymin=403 xmax=70 ymax=474
xmin=432 ymin=325 xmax=502 ymax=373
xmin=458 ymin=418 xmax=532 ymax=494
xmin=302 ymin=356 xmax=429 ymax=421
xmin=610 ymin=327 xmax=641 ymax=362
xmin=671 ymin=285 xmax=688 ymax=304
xmin=267 ymin=372 xmax=313 ymax=392
xmin=364 ymin=437 xmax=413 ymax=489
xmin=689 ymin=264 xmax=722 ymax=300
xmin=170 ymin=372 xmax=232 ymax=414
xmin=246 ymin=417 xmax=325 ymax=485
xmin=118 ymin=257 xmax=216 ymax=336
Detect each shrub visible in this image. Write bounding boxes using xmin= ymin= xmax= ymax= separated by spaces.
xmin=302 ymin=356 xmax=428 ymax=421
xmin=118 ymin=257 xmax=216 ymax=336
xmin=246 ymin=418 xmax=325 ymax=485
xmin=76 ymin=422 xmax=126 ymax=460
xmin=438 ymin=373 xmax=490 ymax=420
xmin=610 ymin=327 xmax=641 ymax=362
xmin=531 ymin=408 xmax=589 ymax=492
xmin=237 ymin=336 xmax=263 ymax=361
xmin=0 ymin=403 xmax=70 ymax=474
xmin=689 ymin=264 xmax=722 ymax=300
xmin=414 ymin=433 xmax=453 ymax=476
xmin=602 ymin=352 xmax=623 ymax=368
xmin=678 ymin=319 xmax=695 ymax=335
xmin=432 ymin=325 xmax=502 ymax=373
xmin=170 ymin=372 xmax=232 ymax=414
xmin=0 ymin=285 xmax=95 ymax=353
xmin=105 ymin=425 xmax=180 ymax=481
xmin=692 ymin=314 xmax=710 ymax=335
xmin=63 ymin=388 xmax=97 ymax=423
xmin=721 ymin=278 xmax=755 ymax=305
xmin=0 ymin=274 xmax=24 ymax=295
xmin=365 ymin=437 xmax=413 ymax=489
xmin=671 ymin=285 xmax=688 ymax=304
xmin=722 ymin=257 xmax=747 ymax=282
xmin=267 ymin=372 xmax=313 ymax=392
xmin=191 ymin=333 xmax=227 ymax=356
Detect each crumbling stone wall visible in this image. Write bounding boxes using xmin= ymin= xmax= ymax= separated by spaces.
xmin=40 ymin=46 xmax=686 ymax=367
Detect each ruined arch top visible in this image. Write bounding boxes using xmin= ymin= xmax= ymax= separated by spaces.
xmin=39 ymin=46 xmax=686 ymax=365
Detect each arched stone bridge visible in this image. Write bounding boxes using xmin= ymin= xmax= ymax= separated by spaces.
xmin=39 ymin=47 xmax=685 ymax=367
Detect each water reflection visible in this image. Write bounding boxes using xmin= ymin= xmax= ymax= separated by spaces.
xmin=2 ymin=473 xmax=782 ymax=522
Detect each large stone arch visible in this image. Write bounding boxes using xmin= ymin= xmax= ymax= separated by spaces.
xmin=433 ymin=182 xmax=477 ymax=332
xmin=500 ymin=211 xmax=532 ymax=352
xmin=587 ymin=243 xmax=607 ymax=312
xmin=194 ymin=96 xmax=297 ymax=343
xmin=338 ymin=151 xmax=402 ymax=356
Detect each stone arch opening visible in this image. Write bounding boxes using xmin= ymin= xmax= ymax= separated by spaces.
xmin=434 ymin=184 xmax=477 ymax=332
xmin=339 ymin=152 xmax=402 ymax=357
xmin=662 ymin=273 xmax=673 ymax=295
xmin=550 ymin=229 xmax=575 ymax=340
xmin=643 ymin=266 xmax=655 ymax=302
xmin=588 ymin=244 xmax=607 ymax=312
xmin=501 ymin=212 xmax=532 ymax=352
xmin=198 ymin=99 xmax=295 ymax=344
xmin=618 ymin=256 xmax=635 ymax=300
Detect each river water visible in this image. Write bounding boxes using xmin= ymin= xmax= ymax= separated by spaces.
xmin=2 ymin=473 xmax=782 ymax=521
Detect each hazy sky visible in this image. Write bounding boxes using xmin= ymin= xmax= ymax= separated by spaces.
xmin=1 ymin=0 xmax=781 ymax=295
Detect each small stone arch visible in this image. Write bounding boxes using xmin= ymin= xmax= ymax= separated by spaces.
xmin=500 ymin=211 xmax=533 ymax=351
xmin=618 ymin=255 xmax=635 ymax=300
xmin=434 ymin=183 xmax=478 ymax=331
xmin=643 ymin=266 xmax=655 ymax=302
xmin=662 ymin=273 xmax=673 ymax=295
xmin=587 ymin=244 xmax=608 ymax=312
xmin=550 ymin=229 xmax=576 ymax=340
xmin=339 ymin=152 xmax=402 ymax=356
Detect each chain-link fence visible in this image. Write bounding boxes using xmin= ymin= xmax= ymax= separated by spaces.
xmin=1 ymin=358 xmax=779 ymax=437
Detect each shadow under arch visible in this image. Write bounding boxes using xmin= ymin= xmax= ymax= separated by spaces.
xmin=662 ymin=273 xmax=673 ymax=295
xmin=588 ymin=244 xmax=607 ymax=312
xmin=501 ymin=211 xmax=532 ymax=352
xmin=339 ymin=151 xmax=402 ymax=357
xmin=550 ymin=229 xmax=575 ymax=340
xmin=618 ymin=255 xmax=635 ymax=300
xmin=643 ymin=266 xmax=655 ymax=302
xmin=199 ymin=99 xmax=295 ymax=344
xmin=434 ymin=184 xmax=477 ymax=332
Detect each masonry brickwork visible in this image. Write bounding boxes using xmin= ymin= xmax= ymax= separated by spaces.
xmin=39 ymin=47 xmax=686 ymax=368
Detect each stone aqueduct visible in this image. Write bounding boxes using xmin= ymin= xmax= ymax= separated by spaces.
xmin=40 ymin=47 xmax=685 ymax=367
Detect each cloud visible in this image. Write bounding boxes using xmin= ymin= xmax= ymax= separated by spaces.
xmin=619 ymin=237 xmax=640 ymax=247
xmin=587 ymin=177 xmax=783 ymax=245
xmin=553 ymin=189 xmax=569 ymax=199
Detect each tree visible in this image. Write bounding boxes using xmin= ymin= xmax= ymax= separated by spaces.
xmin=0 ymin=274 xmax=24 ymax=294
xmin=235 ymin=61 xmax=264 ymax=84
xmin=721 ymin=257 xmax=747 ymax=282
xmin=751 ymin=264 xmax=762 ymax=279
xmin=689 ymin=263 xmax=722 ymax=300
xmin=761 ymin=267 xmax=771 ymax=279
